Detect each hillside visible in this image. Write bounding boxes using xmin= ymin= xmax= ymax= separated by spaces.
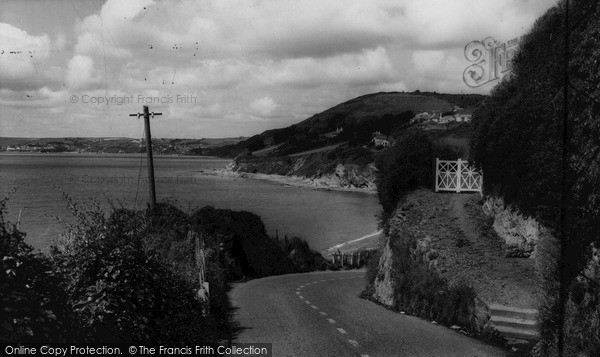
xmin=207 ymin=91 xmax=485 ymax=158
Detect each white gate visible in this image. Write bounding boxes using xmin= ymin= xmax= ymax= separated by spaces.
xmin=435 ymin=158 xmax=482 ymax=194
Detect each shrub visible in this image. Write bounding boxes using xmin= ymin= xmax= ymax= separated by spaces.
xmin=0 ymin=195 xmax=76 ymax=343
xmin=277 ymin=236 xmax=328 ymax=272
xmin=470 ymin=1 xmax=600 ymax=353
xmin=191 ymin=206 xmax=295 ymax=279
xmin=51 ymin=202 xmax=215 ymax=344
xmin=375 ymin=130 xmax=460 ymax=216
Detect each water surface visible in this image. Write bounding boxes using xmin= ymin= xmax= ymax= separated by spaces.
xmin=0 ymin=153 xmax=380 ymax=252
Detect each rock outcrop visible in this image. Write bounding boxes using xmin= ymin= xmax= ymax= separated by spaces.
xmin=483 ymin=196 xmax=542 ymax=258
xmin=229 ymin=155 xmax=377 ymax=191
xmin=371 ymin=237 xmax=396 ymax=307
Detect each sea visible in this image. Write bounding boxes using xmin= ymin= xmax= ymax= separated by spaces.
xmin=0 ymin=153 xmax=381 ymax=252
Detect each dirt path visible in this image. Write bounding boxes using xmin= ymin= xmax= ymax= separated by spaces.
xmin=394 ymin=189 xmax=538 ymax=309
xmin=449 ymin=193 xmax=538 ymax=308
xmin=452 ymin=194 xmax=479 ymax=243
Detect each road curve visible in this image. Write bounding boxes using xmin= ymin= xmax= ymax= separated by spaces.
xmin=230 ymin=270 xmax=507 ymax=357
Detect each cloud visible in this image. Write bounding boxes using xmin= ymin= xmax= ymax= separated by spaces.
xmin=0 ymin=0 xmax=558 ymax=137
xmin=66 ymin=55 xmax=101 ymax=90
xmin=250 ymin=97 xmax=278 ymax=116
xmin=0 ymin=23 xmax=51 ymax=90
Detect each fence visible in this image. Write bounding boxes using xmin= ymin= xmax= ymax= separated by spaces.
xmin=330 ymin=250 xmax=376 ymax=268
xmin=435 ymin=158 xmax=482 ymax=194
xmin=191 ymin=230 xmax=210 ymax=315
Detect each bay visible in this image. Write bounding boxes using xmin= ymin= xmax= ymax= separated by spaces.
xmin=0 ymin=152 xmax=380 ymax=252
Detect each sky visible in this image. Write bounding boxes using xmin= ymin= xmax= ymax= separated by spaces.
xmin=0 ymin=0 xmax=557 ymax=139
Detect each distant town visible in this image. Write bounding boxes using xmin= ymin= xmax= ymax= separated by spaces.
xmin=0 ymin=137 xmax=247 ymax=155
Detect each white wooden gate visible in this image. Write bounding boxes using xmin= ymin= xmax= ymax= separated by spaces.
xmin=435 ymin=158 xmax=482 ymax=194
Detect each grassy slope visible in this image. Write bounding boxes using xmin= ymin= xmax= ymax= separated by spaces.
xmin=208 ymin=91 xmax=485 ymax=158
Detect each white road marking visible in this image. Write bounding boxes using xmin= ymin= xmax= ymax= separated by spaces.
xmin=305 ymin=300 xmax=311 ymax=304
xmin=361 ymin=355 xmax=370 ymax=357
xmin=319 ymin=311 xmax=327 ymax=315
xmin=337 ymin=328 xmax=347 ymax=334
xmin=348 ymin=339 xmax=359 ymax=347
xmin=310 ymin=305 xmax=318 ymax=309
xmin=327 ymin=318 xmax=336 ymax=324
xmin=299 ymin=296 xmax=304 ymax=299
xmin=295 ymin=291 xmax=300 ymax=294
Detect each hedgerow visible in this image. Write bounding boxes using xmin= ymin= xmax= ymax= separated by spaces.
xmin=470 ymin=0 xmax=600 ymax=354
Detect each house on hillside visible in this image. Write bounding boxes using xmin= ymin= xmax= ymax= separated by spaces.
xmin=410 ymin=112 xmax=435 ymax=124
xmin=438 ymin=114 xmax=456 ymax=124
xmin=455 ymin=108 xmax=473 ymax=122
xmin=372 ymin=134 xmax=391 ymax=148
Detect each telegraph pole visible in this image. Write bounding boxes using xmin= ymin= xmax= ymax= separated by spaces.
xmin=129 ymin=105 xmax=162 ymax=210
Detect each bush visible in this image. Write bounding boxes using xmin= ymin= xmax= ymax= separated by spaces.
xmin=51 ymin=202 xmax=215 ymax=344
xmin=3 ymin=189 xmax=328 ymax=344
xmin=277 ymin=236 xmax=328 ymax=272
xmin=0 ymin=195 xmax=76 ymax=343
xmin=191 ymin=206 xmax=296 ymax=279
xmin=470 ymin=1 xmax=600 ymax=354
xmin=375 ymin=130 xmax=460 ymax=216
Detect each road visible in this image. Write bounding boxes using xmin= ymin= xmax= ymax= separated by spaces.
xmin=230 ymin=270 xmax=508 ymax=357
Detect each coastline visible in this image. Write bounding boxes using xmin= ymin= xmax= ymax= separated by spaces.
xmin=321 ymin=230 xmax=384 ymax=255
xmin=199 ymin=167 xmax=377 ymax=194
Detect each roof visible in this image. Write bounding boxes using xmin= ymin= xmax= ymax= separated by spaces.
xmin=455 ymin=108 xmax=474 ymax=115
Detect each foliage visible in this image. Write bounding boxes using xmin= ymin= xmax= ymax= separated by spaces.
xmin=470 ymin=1 xmax=600 ymax=354
xmin=233 ymin=144 xmax=375 ymax=178
xmin=51 ymin=201 xmax=215 ymax=344
xmin=409 ymin=91 xmax=486 ymax=110
xmin=276 ymin=236 xmax=328 ymax=272
xmin=375 ymin=129 xmax=460 ymax=216
xmin=363 ymin=248 xmax=383 ymax=295
xmin=0 ymin=193 xmax=76 ymax=343
xmin=325 ymin=146 xmax=374 ymax=166
xmin=3 ymin=182 xmax=329 ymax=344
xmin=191 ymin=206 xmax=296 ymax=280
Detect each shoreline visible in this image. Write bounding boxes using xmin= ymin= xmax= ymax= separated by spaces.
xmin=199 ymin=167 xmax=377 ymax=194
xmin=322 ymin=229 xmax=384 ymax=255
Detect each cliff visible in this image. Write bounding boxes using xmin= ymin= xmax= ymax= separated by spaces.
xmin=228 ymin=151 xmax=377 ymax=191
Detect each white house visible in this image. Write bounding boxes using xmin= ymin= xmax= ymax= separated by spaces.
xmin=372 ymin=134 xmax=391 ymax=147
xmin=454 ymin=109 xmax=473 ymax=122
xmin=438 ymin=112 xmax=456 ymax=124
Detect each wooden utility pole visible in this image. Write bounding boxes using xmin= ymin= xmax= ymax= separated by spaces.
xmin=129 ymin=105 xmax=162 ymax=209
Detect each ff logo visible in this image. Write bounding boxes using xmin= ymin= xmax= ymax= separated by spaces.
xmin=463 ymin=36 xmax=523 ymax=88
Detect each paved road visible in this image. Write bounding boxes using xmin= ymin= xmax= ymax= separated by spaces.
xmin=230 ymin=270 xmax=507 ymax=357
